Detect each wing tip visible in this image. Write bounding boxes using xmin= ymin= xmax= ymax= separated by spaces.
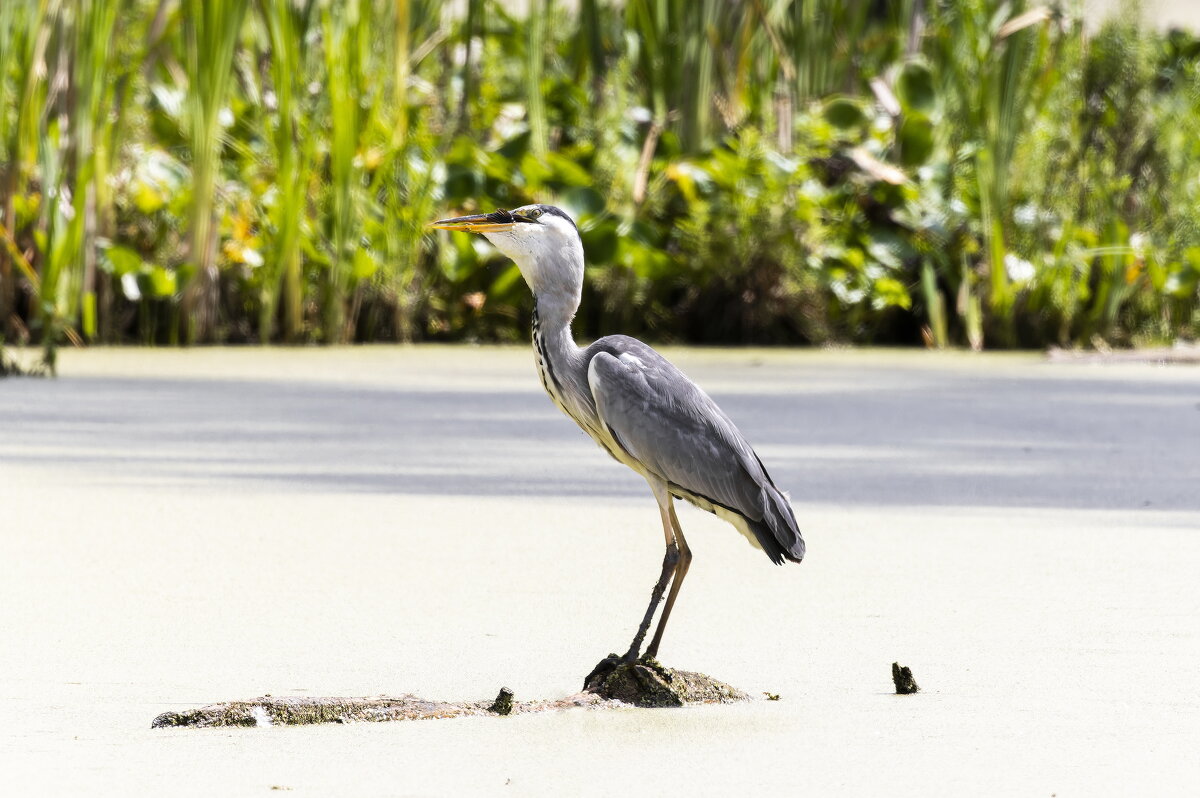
xmin=749 ymin=516 xmax=805 ymax=566
xmin=760 ymin=485 xmax=805 ymax=566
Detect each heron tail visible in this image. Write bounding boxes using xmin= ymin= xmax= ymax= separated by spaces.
xmin=748 ymin=484 xmax=805 ymax=565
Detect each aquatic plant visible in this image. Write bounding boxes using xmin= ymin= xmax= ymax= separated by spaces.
xmin=0 ymin=0 xmax=1196 ymax=355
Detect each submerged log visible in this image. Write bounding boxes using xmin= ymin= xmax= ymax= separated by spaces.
xmin=152 ymin=665 xmax=752 ymax=728
xmin=151 ymin=692 xmax=618 ymax=728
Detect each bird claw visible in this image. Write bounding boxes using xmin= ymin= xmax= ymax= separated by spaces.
xmin=583 ymin=652 xmax=674 ymax=693
xmin=582 ymin=653 xmax=626 ymax=691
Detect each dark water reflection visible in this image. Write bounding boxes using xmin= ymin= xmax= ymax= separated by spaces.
xmin=3 ymin=361 xmax=1198 ymax=511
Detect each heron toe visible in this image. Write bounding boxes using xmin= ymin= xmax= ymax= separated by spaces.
xmin=582 ymin=653 xmax=625 ymax=691
xmin=582 ymin=658 xmax=687 ymax=708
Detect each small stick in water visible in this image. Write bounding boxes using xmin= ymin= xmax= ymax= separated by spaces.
xmin=488 ymin=687 xmax=515 ymax=715
xmin=892 ymin=662 xmax=920 ymax=694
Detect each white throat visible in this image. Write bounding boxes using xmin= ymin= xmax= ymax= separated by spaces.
xmin=482 ymin=218 xmax=584 ymax=328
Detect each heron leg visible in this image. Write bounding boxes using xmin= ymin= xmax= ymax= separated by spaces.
xmin=619 ymin=488 xmax=682 ymax=662
xmin=621 ymin=539 xmax=679 ymax=662
xmin=644 ymin=501 xmax=692 ymax=661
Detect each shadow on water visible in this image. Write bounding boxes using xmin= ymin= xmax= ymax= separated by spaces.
xmin=3 ymin=365 xmax=1199 ymax=511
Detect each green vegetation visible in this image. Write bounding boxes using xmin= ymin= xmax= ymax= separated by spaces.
xmin=1 ymin=0 xmax=1198 ymax=366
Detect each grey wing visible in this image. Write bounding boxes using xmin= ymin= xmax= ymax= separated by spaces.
xmin=586 ymin=347 xmax=804 ymax=564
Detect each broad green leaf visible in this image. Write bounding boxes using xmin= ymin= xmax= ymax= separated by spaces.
xmin=873 ymin=276 xmax=912 ymax=309
xmin=132 ymin=181 xmax=165 ymax=214
xmin=897 ymin=114 xmax=935 ymax=167
xmin=496 ymin=129 xmax=531 ymax=160
xmin=100 ymin=244 xmax=143 ymax=276
xmin=581 ymin=220 xmax=619 ymax=263
xmin=545 ymin=153 xmax=592 ymax=187
xmin=148 ymin=267 xmax=177 ymax=297
xmin=823 ymin=97 xmax=867 ymax=129
xmin=352 ymin=248 xmax=377 ymax=281
xmin=896 ymin=62 xmax=936 ymax=113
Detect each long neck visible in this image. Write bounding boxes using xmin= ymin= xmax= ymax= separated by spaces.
xmin=531 ymin=292 xmax=595 ymax=424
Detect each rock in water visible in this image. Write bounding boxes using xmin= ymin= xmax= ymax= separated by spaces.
xmin=892 ymin=662 xmax=920 ymax=694
xmin=488 ymin=687 xmax=514 ymax=716
xmin=583 ymin=657 xmax=750 ymax=707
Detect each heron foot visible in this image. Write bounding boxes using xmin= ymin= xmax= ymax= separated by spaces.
xmin=582 ymin=653 xmax=625 ymax=691
xmin=584 ymin=641 xmax=660 ymax=691
xmin=582 ymin=656 xmax=683 ymax=707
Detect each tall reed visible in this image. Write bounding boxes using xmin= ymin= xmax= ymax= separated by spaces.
xmin=320 ymin=0 xmax=376 ymax=342
xmin=72 ymin=0 xmax=124 ymax=341
xmin=0 ymin=2 xmax=45 ymax=342
xmin=928 ymin=2 xmax=1060 ymax=340
xmin=180 ymin=0 xmax=248 ymax=343
xmin=257 ymin=0 xmax=316 ymax=343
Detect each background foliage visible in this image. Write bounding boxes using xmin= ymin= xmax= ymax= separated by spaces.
xmin=2 ymin=0 xmax=1199 ymax=366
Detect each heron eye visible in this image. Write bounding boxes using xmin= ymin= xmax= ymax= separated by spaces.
xmin=526 ymin=208 xmax=542 ymax=220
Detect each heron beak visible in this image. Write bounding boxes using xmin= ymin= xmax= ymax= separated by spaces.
xmin=428 ymin=210 xmax=516 ymax=233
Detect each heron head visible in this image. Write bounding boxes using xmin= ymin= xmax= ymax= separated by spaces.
xmin=430 ymin=204 xmax=584 ymax=308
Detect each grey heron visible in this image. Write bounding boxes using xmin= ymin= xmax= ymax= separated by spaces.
xmin=430 ymin=205 xmax=805 ymax=670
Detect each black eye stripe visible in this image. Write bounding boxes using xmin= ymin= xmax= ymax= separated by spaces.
xmin=488 ymin=205 xmax=577 ymax=229
xmin=488 ymin=208 xmax=537 ymax=224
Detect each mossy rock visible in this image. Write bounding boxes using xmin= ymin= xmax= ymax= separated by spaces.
xmin=583 ymin=657 xmax=750 ymax=707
